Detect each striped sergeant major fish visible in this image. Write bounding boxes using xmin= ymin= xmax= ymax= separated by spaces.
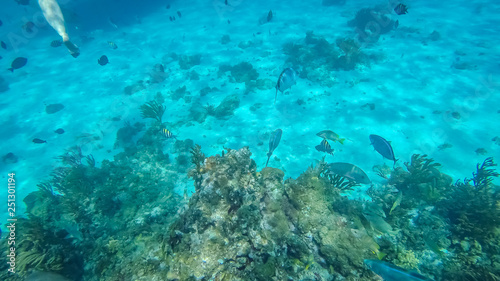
xmin=161 ymin=128 xmax=177 ymax=140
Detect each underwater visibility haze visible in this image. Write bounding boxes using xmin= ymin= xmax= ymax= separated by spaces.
xmin=0 ymin=0 xmax=499 ymax=280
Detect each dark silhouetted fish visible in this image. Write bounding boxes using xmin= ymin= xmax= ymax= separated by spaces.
xmin=266 ymin=128 xmax=282 ymax=167
xmin=394 ymin=3 xmax=408 ymax=15
xmin=0 ymin=19 xmax=2 ymax=26
xmin=22 ymin=21 xmax=35 ymax=33
xmin=54 ymin=128 xmax=65 ymax=134
xmin=327 ymin=162 xmax=371 ymax=184
xmin=225 ymin=0 xmax=228 ymax=5
xmin=177 ymin=11 xmax=182 ymax=18
xmin=369 ymin=134 xmax=397 ymax=166
xmin=364 ymin=259 xmax=435 ymax=281
xmin=32 ymin=138 xmax=47 ymax=144
xmin=15 ymin=0 xmax=30 ymax=5
xmin=161 ymin=128 xmax=177 ymax=139
xmin=275 ymin=67 xmax=297 ymax=103
xmin=166 ymin=4 xmax=171 ymax=9
xmin=1 ymin=41 xmax=6 ymax=49
xmin=51 ymin=40 xmax=62 ymax=47
xmin=8 ymin=57 xmax=27 ymax=72
xmin=267 ymin=10 xmax=273 ymax=22
xmin=98 ymin=55 xmax=109 ymax=66
xmin=315 ymin=139 xmax=334 ymax=155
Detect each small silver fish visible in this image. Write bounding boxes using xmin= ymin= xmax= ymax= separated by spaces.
xmin=364 ymin=259 xmax=434 ymax=281
xmin=266 ymin=129 xmax=282 ymax=167
xmin=275 ymin=67 xmax=297 ymax=103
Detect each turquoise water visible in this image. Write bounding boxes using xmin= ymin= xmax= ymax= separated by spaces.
xmin=0 ymin=0 xmax=499 ymax=280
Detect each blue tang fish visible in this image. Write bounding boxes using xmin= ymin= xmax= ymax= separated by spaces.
xmin=364 ymin=259 xmax=435 ymax=281
xmin=266 ymin=129 xmax=282 ymax=167
xmin=394 ymin=3 xmax=408 ymax=15
xmin=369 ymin=134 xmax=397 ymax=166
xmin=275 ymin=68 xmax=297 ymax=104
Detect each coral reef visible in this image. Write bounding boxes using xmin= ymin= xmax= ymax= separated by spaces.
xmin=0 ymin=128 xmax=182 ymax=280
xmin=114 ymin=121 xmax=145 ymax=149
xmin=348 ymin=7 xmax=396 ymax=43
xmin=123 ymin=80 xmax=146 ymax=95
xmin=149 ymin=63 xmax=167 ymax=83
xmin=45 ymin=103 xmax=65 ymax=114
xmin=440 ymin=157 xmax=499 ymax=241
xmin=199 ymin=94 xmax=240 ymax=120
xmin=282 ymin=31 xmax=368 ymax=87
xmin=385 ymin=154 xmax=453 ymax=206
xmin=2 ymin=130 xmax=499 ymax=281
xmin=368 ymin=155 xmax=500 ymax=281
xmin=2 ymin=152 xmax=18 ymax=164
xmin=165 ymin=147 xmax=375 ymax=280
xmin=170 ymin=85 xmax=191 ymax=102
xmin=173 ymin=53 xmax=202 ymax=70
xmin=218 ymin=62 xmax=259 ymax=90
xmin=220 ymin=35 xmax=231 ymax=45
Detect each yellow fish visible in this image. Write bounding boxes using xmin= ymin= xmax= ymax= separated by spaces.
xmin=316 ymin=130 xmax=346 ymax=144
xmin=161 ymin=128 xmax=176 ymax=139
xmin=389 ymin=191 xmax=403 ymax=215
xmin=108 ymin=41 xmax=118 ymax=49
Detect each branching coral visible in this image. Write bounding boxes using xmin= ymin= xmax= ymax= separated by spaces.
xmin=203 ymin=103 xmax=216 ymax=116
xmin=188 ymin=144 xmax=206 ymax=192
xmin=387 ymin=154 xmax=451 ymax=205
xmin=441 ymin=157 xmax=499 ymax=240
xmin=56 ymin=146 xmax=84 ymax=167
xmin=140 ymin=100 xmax=166 ymax=123
xmin=15 ymin=217 xmax=75 ymax=276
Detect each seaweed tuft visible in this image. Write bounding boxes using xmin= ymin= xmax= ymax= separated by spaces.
xmin=140 ymin=100 xmax=166 ymax=123
xmin=188 ymin=144 xmax=205 ymax=191
xmin=441 ymin=157 xmax=500 ymax=241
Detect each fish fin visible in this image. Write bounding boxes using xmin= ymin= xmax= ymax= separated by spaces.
xmin=339 ymin=138 xmax=345 ymax=145
xmin=265 ymin=155 xmax=271 ymax=167
xmin=8 ymin=68 xmax=13 ymax=72
xmin=274 ymin=88 xmax=278 ymax=104
xmin=377 ymin=251 xmax=387 ymax=260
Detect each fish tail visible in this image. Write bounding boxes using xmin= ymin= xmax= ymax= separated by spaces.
xmin=339 ymin=138 xmax=345 ymax=145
